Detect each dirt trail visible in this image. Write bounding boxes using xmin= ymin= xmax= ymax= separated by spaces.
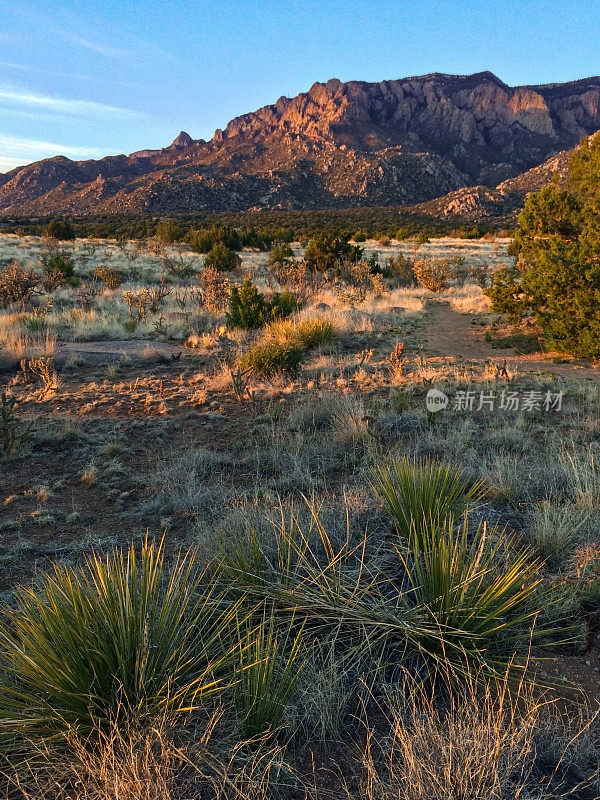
xmin=55 ymin=339 xmax=186 ymax=366
xmin=422 ymin=301 xmax=600 ymax=381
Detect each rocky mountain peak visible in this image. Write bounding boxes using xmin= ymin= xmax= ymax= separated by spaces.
xmin=168 ymin=131 xmax=194 ymax=149
xmin=2 ymin=72 xmax=600 ymax=216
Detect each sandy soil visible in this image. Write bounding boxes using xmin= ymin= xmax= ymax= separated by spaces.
xmin=423 ymin=300 xmax=600 ymax=381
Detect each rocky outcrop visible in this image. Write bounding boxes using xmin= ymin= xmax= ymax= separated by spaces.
xmin=409 ymin=140 xmax=579 ymax=223
xmin=0 ymin=71 xmax=599 ymax=215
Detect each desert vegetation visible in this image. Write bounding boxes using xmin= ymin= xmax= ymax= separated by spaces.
xmin=0 ymin=220 xmax=599 ymax=798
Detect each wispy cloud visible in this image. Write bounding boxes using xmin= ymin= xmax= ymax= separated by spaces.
xmin=61 ymin=32 xmax=133 ymax=60
xmin=0 ymin=88 xmax=143 ymax=120
xmin=0 ymin=134 xmax=103 ymax=173
xmin=0 ymin=60 xmax=146 ymax=90
xmin=53 ymin=24 xmax=178 ymax=66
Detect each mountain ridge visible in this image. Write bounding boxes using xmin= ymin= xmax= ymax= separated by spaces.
xmin=0 ymin=71 xmax=599 ymax=216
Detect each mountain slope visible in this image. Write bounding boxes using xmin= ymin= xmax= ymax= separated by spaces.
xmin=409 ymin=139 xmax=580 ymax=222
xmin=1 ymin=71 xmax=599 ymax=215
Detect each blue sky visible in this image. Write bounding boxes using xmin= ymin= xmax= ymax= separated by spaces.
xmin=0 ymin=0 xmax=599 ymax=173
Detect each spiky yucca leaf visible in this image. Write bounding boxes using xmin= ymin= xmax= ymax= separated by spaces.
xmin=234 ymin=608 xmax=306 ymax=737
xmin=373 ymin=457 xmax=486 ymax=548
xmin=398 ymin=516 xmax=544 ymax=659
xmin=0 ymin=538 xmax=241 ymax=746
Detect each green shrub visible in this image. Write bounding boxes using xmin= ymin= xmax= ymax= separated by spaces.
xmin=267 ymin=243 xmax=293 ymax=266
xmin=353 ymin=231 xmax=367 ymax=242
xmin=227 ymin=278 xmax=300 ymax=330
xmin=304 ymin=234 xmax=363 ymax=271
xmin=154 ymin=218 xmax=184 ymax=243
xmin=238 ymin=341 xmax=303 ymax=376
xmin=270 ymin=289 xmax=300 ymax=321
xmin=0 ymin=539 xmax=239 ymax=746
xmin=204 ymin=241 xmax=241 ymax=272
xmin=189 ymin=225 xmax=242 ymax=254
xmin=227 ymin=278 xmax=269 ymax=329
xmin=43 ymin=218 xmax=75 ymax=241
xmin=40 ymin=251 xmax=77 ymax=285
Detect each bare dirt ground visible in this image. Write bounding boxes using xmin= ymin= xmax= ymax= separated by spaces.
xmin=423 ymin=300 xmax=600 ymax=381
xmin=55 ymin=339 xmax=185 ymax=366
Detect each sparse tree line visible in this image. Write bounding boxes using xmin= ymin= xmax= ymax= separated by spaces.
xmin=0 ymin=207 xmax=503 ymax=243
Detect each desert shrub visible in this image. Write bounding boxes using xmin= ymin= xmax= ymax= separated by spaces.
xmin=560 ymin=543 xmax=600 ymax=611
xmin=1 ymin=392 xmax=33 ymax=455
xmin=373 ymin=457 xmax=486 ymax=547
xmin=268 ymin=317 xmax=336 ymax=349
xmin=40 ymin=250 xmax=77 ymax=286
xmin=43 ymin=218 xmax=75 ymax=241
xmin=468 ymin=262 xmax=490 ymax=288
xmin=334 ymin=259 xmax=387 ymax=303
xmin=353 ymin=231 xmax=367 ymax=242
xmin=93 ymin=264 xmax=126 ymax=289
xmin=227 ymin=278 xmax=299 ymax=329
xmin=378 ymin=236 xmax=391 ymax=247
xmin=189 ymin=224 xmax=242 ymax=254
xmin=272 ymin=260 xmax=316 ymax=299
xmin=233 ymin=610 xmax=305 ymax=737
xmin=0 ymin=539 xmax=239 ymax=746
xmin=154 ymin=217 xmax=185 ymax=243
xmin=267 ymin=243 xmax=293 ymax=266
xmin=384 ymin=254 xmax=417 ymax=287
xmin=201 ymin=263 xmax=230 ymax=312
xmin=238 ymin=341 xmax=303 ymax=376
xmin=204 ymin=241 xmax=241 ymax=272
xmin=304 ymin=234 xmax=362 ymax=271
xmin=413 ymin=257 xmax=454 ymax=292
xmin=0 ymin=260 xmax=40 ymax=307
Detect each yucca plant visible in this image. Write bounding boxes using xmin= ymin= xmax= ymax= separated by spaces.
xmin=214 ymin=509 xmax=443 ymax=668
xmin=398 ymin=516 xmax=546 ymax=665
xmin=373 ymin=457 xmax=486 ymax=548
xmin=0 ymin=538 xmax=242 ymax=747
xmin=233 ymin=607 xmax=305 ymax=737
xmin=214 ymin=503 xmax=554 ymax=682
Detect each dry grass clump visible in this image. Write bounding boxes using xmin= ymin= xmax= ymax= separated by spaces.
xmin=5 ymin=718 xmax=185 ymax=800
xmin=267 ymin=315 xmax=337 ymax=349
xmin=359 ymin=668 xmax=593 ymax=800
xmin=238 ymin=340 xmax=303 ymax=377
